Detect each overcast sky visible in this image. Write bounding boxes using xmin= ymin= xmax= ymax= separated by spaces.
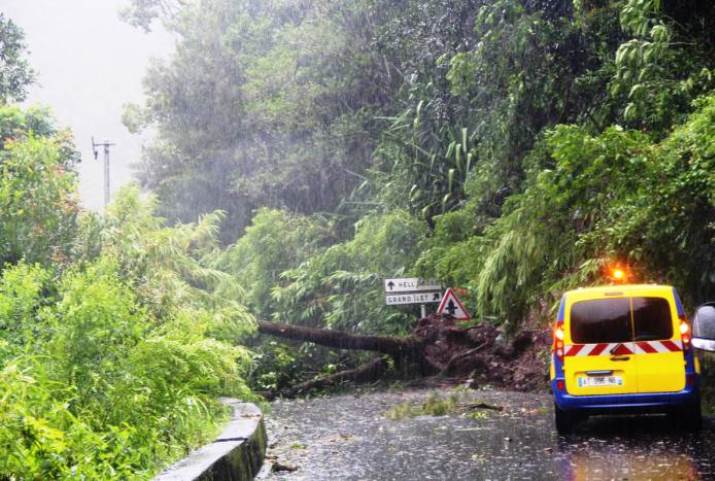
xmin=2 ymin=0 xmax=174 ymax=211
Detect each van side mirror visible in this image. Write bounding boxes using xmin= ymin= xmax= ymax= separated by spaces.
xmin=692 ymin=303 xmax=715 ymax=352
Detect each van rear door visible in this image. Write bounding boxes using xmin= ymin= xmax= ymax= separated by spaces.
xmin=631 ymin=296 xmax=685 ymax=393
xmin=564 ymin=297 xmax=638 ymax=396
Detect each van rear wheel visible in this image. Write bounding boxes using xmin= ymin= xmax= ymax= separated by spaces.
xmin=554 ymin=403 xmax=576 ymax=435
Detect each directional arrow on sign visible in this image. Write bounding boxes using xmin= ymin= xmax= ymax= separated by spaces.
xmin=383 ymin=278 xmax=441 ymax=294
xmin=445 ymin=299 xmax=457 ymax=316
xmin=385 ymin=291 xmax=442 ymax=306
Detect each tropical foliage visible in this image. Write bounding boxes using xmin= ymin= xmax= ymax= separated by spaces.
xmin=118 ymin=0 xmax=715 ymax=392
xmin=0 ymin=99 xmax=255 ymax=478
xmin=0 ymin=13 xmax=34 ymax=103
xmin=3 ymin=0 xmax=714 ymax=468
xmin=127 ymin=0 xmax=715 ymax=328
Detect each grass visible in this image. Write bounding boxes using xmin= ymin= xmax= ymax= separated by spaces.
xmin=385 ymin=391 xmax=502 ymax=420
xmin=385 ymin=392 xmax=460 ymax=420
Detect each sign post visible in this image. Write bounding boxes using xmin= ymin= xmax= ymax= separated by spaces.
xmin=383 ymin=278 xmax=442 ymax=318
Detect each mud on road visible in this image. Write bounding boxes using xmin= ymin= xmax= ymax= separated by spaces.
xmin=257 ymin=388 xmax=715 ymax=481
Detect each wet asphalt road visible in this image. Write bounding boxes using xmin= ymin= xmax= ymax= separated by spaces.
xmin=256 ymin=388 xmax=715 ymax=481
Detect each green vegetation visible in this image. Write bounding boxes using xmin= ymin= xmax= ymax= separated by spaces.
xmin=0 ymin=129 xmax=256 ymax=477
xmin=1 ymin=0 xmax=714 ymax=473
xmin=0 ymin=118 xmax=255 ymax=477
xmin=121 ymin=0 xmax=715 ymax=390
xmin=0 ymin=27 xmax=256 ymax=476
xmin=386 ymin=392 xmax=461 ymax=419
xmin=0 ymin=13 xmax=33 ymax=103
xmin=385 ymin=390 xmax=501 ymax=419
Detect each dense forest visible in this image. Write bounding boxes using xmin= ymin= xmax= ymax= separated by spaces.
xmin=0 ymin=0 xmax=714 ymax=477
xmin=122 ymin=0 xmax=715 ymax=389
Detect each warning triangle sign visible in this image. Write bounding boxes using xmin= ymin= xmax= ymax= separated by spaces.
xmin=437 ymin=288 xmax=471 ymax=320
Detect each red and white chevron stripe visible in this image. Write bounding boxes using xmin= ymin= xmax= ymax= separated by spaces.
xmin=564 ymin=340 xmax=682 ymax=357
xmin=632 ymin=340 xmax=682 ymax=354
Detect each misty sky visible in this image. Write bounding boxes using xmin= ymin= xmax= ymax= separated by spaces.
xmin=2 ymin=0 xmax=174 ymax=211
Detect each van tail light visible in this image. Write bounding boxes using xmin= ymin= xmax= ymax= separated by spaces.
xmin=680 ymin=316 xmax=691 ymax=351
xmin=553 ymin=321 xmax=565 ymax=362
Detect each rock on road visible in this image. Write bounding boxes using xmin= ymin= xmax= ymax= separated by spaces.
xmin=256 ymin=388 xmax=715 ymax=481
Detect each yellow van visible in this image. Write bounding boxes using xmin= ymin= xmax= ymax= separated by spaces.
xmin=549 ymin=284 xmax=700 ymax=434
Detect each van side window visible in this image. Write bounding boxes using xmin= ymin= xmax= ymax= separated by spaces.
xmin=633 ymin=297 xmax=672 ymax=341
xmin=571 ymin=298 xmax=631 ymax=344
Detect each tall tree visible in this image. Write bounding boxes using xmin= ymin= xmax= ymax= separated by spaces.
xmin=0 ymin=106 xmax=79 ymax=267
xmin=125 ymin=0 xmax=405 ymax=241
xmin=0 ymin=14 xmax=34 ymax=103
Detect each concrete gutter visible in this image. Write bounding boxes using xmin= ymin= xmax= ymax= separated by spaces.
xmin=153 ymin=399 xmax=267 ymax=481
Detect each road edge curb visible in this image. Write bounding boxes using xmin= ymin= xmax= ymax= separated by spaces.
xmin=153 ymin=398 xmax=267 ymax=481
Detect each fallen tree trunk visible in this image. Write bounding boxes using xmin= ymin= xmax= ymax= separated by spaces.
xmin=257 ymin=320 xmax=423 ymax=357
xmin=271 ymin=357 xmax=389 ymax=399
xmin=255 ymin=315 xmax=550 ymax=396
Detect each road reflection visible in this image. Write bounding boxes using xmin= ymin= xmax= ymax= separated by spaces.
xmin=556 ymin=415 xmax=709 ymax=481
xmin=560 ymin=447 xmax=698 ymax=480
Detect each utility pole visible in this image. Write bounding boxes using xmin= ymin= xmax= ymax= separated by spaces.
xmin=91 ymin=137 xmax=115 ymax=207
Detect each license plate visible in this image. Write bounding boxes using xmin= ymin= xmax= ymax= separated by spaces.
xmin=577 ymin=375 xmax=623 ymax=387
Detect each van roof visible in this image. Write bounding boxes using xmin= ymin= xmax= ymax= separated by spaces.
xmin=563 ymin=284 xmax=674 ymax=298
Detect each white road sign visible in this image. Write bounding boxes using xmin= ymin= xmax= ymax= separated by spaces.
xmin=385 ymin=291 xmax=442 ymax=306
xmin=384 ymin=278 xmax=441 ymax=293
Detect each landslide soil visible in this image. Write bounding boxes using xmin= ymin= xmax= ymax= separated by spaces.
xmin=413 ymin=314 xmax=551 ymax=392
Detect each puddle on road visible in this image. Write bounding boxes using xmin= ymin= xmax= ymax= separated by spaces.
xmin=554 ymin=415 xmax=711 ymax=481
xmin=560 ymin=448 xmax=697 ymax=481
xmin=257 ymin=389 xmax=715 ymax=481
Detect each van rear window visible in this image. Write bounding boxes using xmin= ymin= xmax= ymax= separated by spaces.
xmin=571 ymin=298 xmax=631 ymax=344
xmin=632 ymin=297 xmax=672 ymax=341
xmin=570 ymin=297 xmax=674 ymax=344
